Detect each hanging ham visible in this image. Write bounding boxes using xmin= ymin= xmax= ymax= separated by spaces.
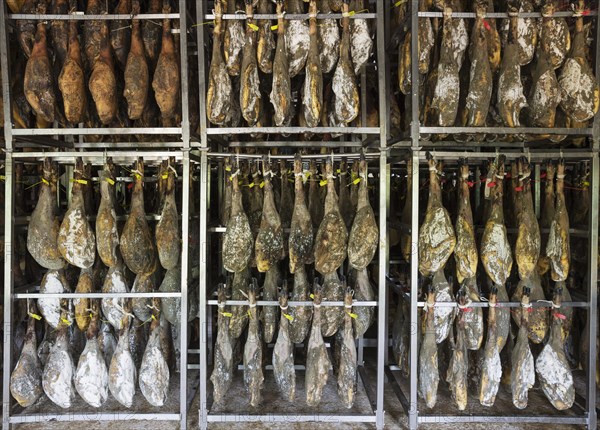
xmin=58 ymin=157 xmax=95 ymax=269
xmin=109 ymin=309 xmax=136 ymax=408
xmin=124 ymin=1 xmax=149 ymax=120
xmin=270 ymin=1 xmax=291 ymax=126
xmin=152 ymin=3 xmax=180 ymax=120
xmin=302 ymin=0 xmax=323 ymax=128
xmin=348 ymin=154 xmax=378 ymax=270
xmin=479 ymin=288 xmax=502 ymax=407
xmin=89 ymin=21 xmax=117 ymax=124
xmin=139 ymin=301 xmax=170 ymax=406
xmin=24 ymin=17 xmax=56 ymax=123
xmin=332 ymin=2 xmax=360 ymax=125
xmin=10 ymin=310 xmax=43 ymax=407
xmin=110 ymin=0 xmax=132 ymax=70
xmin=306 ymin=286 xmax=331 ymax=406
xmin=288 ymin=265 xmax=313 ymax=343
xmin=419 ymin=288 xmax=439 ymax=408
xmin=121 ymin=159 xmax=157 ymax=275
xmin=156 ymin=161 xmax=180 ymax=270
xmin=74 ymin=301 xmax=109 ymax=407
xmin=240 ymin=1 xmax=261 ymax=125
xmin=539 ymin=0 xmax=570 ymax=69
xmin=465 ymin=6 xmax=492 ymax=127
xmin=558 ymin=1 xmax=600 ymax=122
xmin=27 ymin=159 xmax=65 ymax=270
xmin=273 ymin=285 xmax=295 ymax=402
xmin=418 ymin=156 xmax=456 ymax=277
xmin=207 ymin=1 xmax=232 ymax=125
xmin=42 ymin=317 xmax=75 ymax=408
xmin=211 ymin=284 xmax=234 ymax=403
xmin=59 ymin=20 xmax=87 ymax=124
xmin=243 ymin=280 xmax=264 ymax=407
xmin=256 ymin=0 xmax=275 ymax=73
xmin=255 ymin=158 xmax=284 ymax=272
xmin=96 ymin=163 xmax=119 ymax=268
xmin=335 ymin=287 xmax=358 ymax=408
xmin=142 ymin=0 xmax=162 ymax=66
xmin=317 ymin=0 xmax=340 ymax=73
xmin=314 ymin=159 xmax=348 ymax=275
xmin=511 ymin=288 xmax=535 ymax=409
xmin=224 ymin=0 xmax=245 ymax=76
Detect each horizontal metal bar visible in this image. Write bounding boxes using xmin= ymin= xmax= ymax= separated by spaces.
xmin=206 ymin=151 xmax=381 ymax=160
xmin=12 ymin=151 xmax=183 ymax=159
xmin=8 ymin=13 xmax=181 ymax=20
xmin=416 ymin=151 xmax=594 ymax=161
xmin=228 ymin=141 xmax=366 ymax=148
xmin=206 ymin=127 xmax=380 ymax=135
xmin=419 ymin=126 xmax=593 ymax=135
xmin=73 ymin=142 xmax=185 ymax=149
xmin=10 ymin=413 xmax=181 ymax=423
xmin=206 ymin=414 xmax=377 ymax=423
xmin=207 ymin=300 xmax=378 ymax=307
xmin=418 ymin=11 xmax=597 ymax=18
xmin=12 ymin=127 xmax=182 ymax=136
xmin=205 ymin=13 xmax=376 ymax=20
xmin=417 ymin=415 xmax=588 ymax=424
xmin=416 ymin=301 xmax=588 ymax=308
xmin=14 ymin=292 xmax=182 ymax=299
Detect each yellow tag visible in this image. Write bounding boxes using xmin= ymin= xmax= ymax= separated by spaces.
xmin=220 ymin=311 xmax=233 ymax=317
xmin=71 ymin=179 xmax=88 ymax=185
xmin=288 ymin=178 xmax=294 ymax=183
xmin=134 ymin=173 xmax=141 ymax=180
xmin=248 ymin=23 xmax=259 ymax=31
xmin=89 ymin=313 xmax=93 ymax=319
xmin=162 ymin=173 xmax=169 ymax=179
xmin=583 ymin=181 xmax=590 ymax=187
xmin=353 ymin=178 xmax=361 ymax=185
xmin=0 ymin=175 xmax=5 ymax=181
xmin=225 ymin=166 xmax=232 ymax=172
xmin=310 ymin=293 xmax=315 ymax=299
xmin=336 ymin=169 xmax=341 ymax=174
xmin=259 ymin=181 xmax=265 ymax=188
xmin=247 ymin=310 xmax=253 ymax=319
xmin=61 ymin=318 xmax=72 ymax=326
xmin=319 ymin=179 xmax=327 ymax=187
xmin=105 ymin=177 xmax=115 ymax=185
xmin=394 ymin=0 xmax=407 ymax=6
xmin=348 ymin=10 xmax=355 ymax=16
xmin=347 ymin=311 xmax=358 ymax=319
xmin=271 ymin=24 xmax=278 ymax=30
xmin=29 ymin=313 xmax=42 ymax=321
xmin=249 ymin=182 xmax=255 ymax=188
xmin=151 ymin=314 xmax=157 ymax=321
xmin=283 ymin=313 xmax=294 ymax=322
xmin=305 ymin=172 xmax=311 ymax=178
xmin=41 ymin=178 xmax=50 ymax=185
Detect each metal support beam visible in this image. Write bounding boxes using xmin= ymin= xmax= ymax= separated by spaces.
xmin=3 ymin=153 xmax=13 ymax=430
xmin=198 ymin=151 xmax=209 ymax=430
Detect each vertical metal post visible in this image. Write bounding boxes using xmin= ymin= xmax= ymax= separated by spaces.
xmin=3 ymin=153 xmax=13 ymax=430
xmin=196 ymin=0 xmax=208 ymax=147
xmin=409 ymin=0 xmax=420 ymax=428
xmin=179 ymin=0 xmax=190 ymax=148
xmin=180 ymin=154 xmax=190 ymax=430
xmin=376 ymin=0 xmax=390 ymax=427
xmin=376 ymin=152 xmax=388 ymax=429
xmin=587 ymin=19 xmax=600 ymax=426
xmin=198 ymin=151 xmax=209 ymax=430
xmin=586 ymin=154 xmax=598 ymax=430
xmin=409 ymin=151 xmax=419 ymax=430
xmin=0 ymin=0 xmax=12 ymax=152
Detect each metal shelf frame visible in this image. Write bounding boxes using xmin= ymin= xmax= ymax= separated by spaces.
xmin=0 ymin=0 xmax=195 ymax=428
xmin=384 ymin=1 xmax=600 ymax=429
xmin=195 ymin=0 xmax=390 ymax=425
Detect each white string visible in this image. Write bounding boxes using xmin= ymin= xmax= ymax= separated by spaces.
xmin=168 ymin=165 xmax=178 ymax=177
xmin=249 ymin=303 xmax=257 ymax=308
xmin=313 ymin=303 xmax=321 ymax=308
xmin=280 ymin=305 xmax=289 ymax=311
xmin=230 ymin=169 xmax=240 ymax=179
xmin=556 ymin=174 xmax=566 ymax=179
xmin=521 ymin=302 xmax=532 ymax=309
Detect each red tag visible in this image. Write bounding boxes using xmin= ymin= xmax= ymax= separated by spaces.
xmin=527 ymin=307 xmax=533 ymax=313
xmin=514 ymin=186 xmax=523 ymax=192
xmin=540 ymin=172 xmax=547 ymax=179
xmin=127 ymin=183 xmax=134 ymax=190
xmin=487 ymin=181 xmax=496 ymax=188
xmin=483 ymin=20 xmax=491 ymax=31
xmin=583 ymin=9 xmax=590 ymax=16
xmin=467 ymin=181 xmax=474 ymax=188
xmin=505 ymin=173 xmax=512 ymax=179
xmin=554 ymin=312 xmax=567 ymax=320
xmin=462 ymin=307 xmax=472 ymax=313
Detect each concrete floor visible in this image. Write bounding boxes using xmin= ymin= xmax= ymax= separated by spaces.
xmin=12 ymin=363 xmax=594 ymax=430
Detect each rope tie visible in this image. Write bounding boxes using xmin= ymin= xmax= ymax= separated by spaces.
xmin=457 ymin=299 xmax=473 ymax=310
xmin=556 ymin=173 xmax=566 ymax=179
xmin=280 ymin=305 xmax=289 ymax=311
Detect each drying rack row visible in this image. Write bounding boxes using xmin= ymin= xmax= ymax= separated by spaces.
xmin=385 ymin=146 xmax=599 ymax=429
xmin=1 ymin=150 xmax=196 ymax=429
xmin=0 ymin=0 xmax=192 ymax=146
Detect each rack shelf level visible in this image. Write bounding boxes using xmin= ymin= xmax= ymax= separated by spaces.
xmin=205 ymin=126 xmax=380 ymax=135
xmin=419 ymin=126 xmax=593 ymax=135
xmin=11 ymin=127 xmax=183 ymax=136
xmin=14 ymin=292 xmax=183 ymax=299
xmin=8 ymin=13 xmax=181 ymax=20
xmin=9 ymin=413 xmax=181 ymax=423
xmin=205 ymin=414 xmax=377 ymax=423
xmin=418 ymin=11 xmax=598 ymax=18
xmin=204 ymin=12 xmax=376 ymax=20
xmin=206 ymin=300 xmax=378 ymax=306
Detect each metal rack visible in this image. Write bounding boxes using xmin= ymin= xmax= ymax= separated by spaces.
xmin=194 ymin=0 xmax=390 ymax=427
xmin=385 ymin=0 xmax=600 ymax=429
xmin=0 ymin=0 xmax=195 ymax=428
